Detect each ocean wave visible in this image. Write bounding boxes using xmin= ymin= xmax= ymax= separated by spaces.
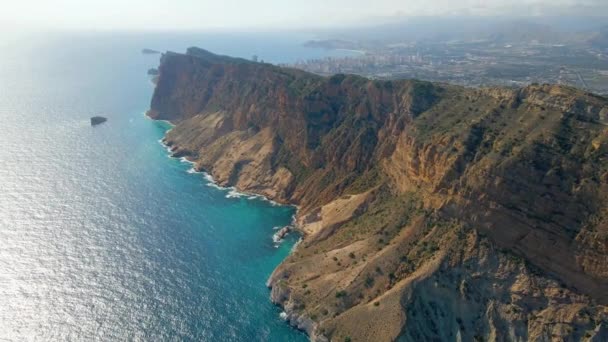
xmin=180 ymin=156 xmax=194 ymax=165
xmin=272 ymin=226 xmax=291 ymax=245
xmin=206 ymin=182 xmax=224 ymax=190
xmin=158 ymin=139 xmax=174 ymax=154
xmin=226 ymin=188 xmax=246 ymax=199
xmin=202 ymin=174 xmax=254 ymax=201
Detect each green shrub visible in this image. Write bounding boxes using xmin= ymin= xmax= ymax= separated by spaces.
xmin=336 ymin=290 xmax=347 ymax=298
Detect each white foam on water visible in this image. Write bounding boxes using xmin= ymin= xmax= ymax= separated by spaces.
xmin=160 ymin=142 xmax=174 ymax=154
xmin=225 ymin=188 xmax=246 ymax=199
xmin=206 ymin=182 xmax=223 ymax=190
xmin=154 ymin=128 xmax=296 ymax=209
xmin=290 ymin=238 xmax=302 ymax=252
xmin=179 ymin=157 xmax=193 ymax=164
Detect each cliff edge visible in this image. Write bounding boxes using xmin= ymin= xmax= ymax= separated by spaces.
xmin=149 ymin=47 xmax=608 ymax=341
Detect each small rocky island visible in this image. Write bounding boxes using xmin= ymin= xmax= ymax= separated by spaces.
xmin=90 ymin=116 xmax=107 ymax=126
xmin=147 ymin=68 xmax=159 ymax=76
xmin=141 ymin=48 xmax=160 ymax=55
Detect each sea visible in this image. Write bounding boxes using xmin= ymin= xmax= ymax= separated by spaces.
xmin=0 ymin=31 xmax=354 ymax=341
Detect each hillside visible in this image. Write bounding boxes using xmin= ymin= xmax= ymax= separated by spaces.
xmin=148 ymin=47 xmax=608 ymax=342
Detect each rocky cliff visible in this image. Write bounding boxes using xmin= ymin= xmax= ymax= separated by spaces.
xmin=149 ymin=47 xmax=608 ymax=341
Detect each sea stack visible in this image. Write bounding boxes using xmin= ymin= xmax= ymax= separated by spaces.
xmin=141 ymin=48 xmax=160 ymax=55
xmin=90 ymin=116 xmax=107 ymax=126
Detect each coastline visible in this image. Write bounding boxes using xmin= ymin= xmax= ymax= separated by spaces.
xmin=142 ymin=47 xmax=608 ymax=342
xmin=334 ymin=48 xmax=365 ymax=55
xmin=146 ymin=110 xmax=289 ymax=203
xmin=145 ymin=111 xmax=296 ymax=207
xmin=144 ymin=110 xmax=319 ymax=339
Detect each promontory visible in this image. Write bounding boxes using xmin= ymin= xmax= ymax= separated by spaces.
xmin=148 ymin=47 xmax=608 ymax=342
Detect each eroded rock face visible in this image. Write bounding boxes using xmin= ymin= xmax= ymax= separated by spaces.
xmin=399 ymin=230 xmax=608 ymax=342
xmin=149 ymin=47 xmax=608 ymax=341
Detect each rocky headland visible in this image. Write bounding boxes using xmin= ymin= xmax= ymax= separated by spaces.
xmin=148 ymin=47 xmax=608 ymax=341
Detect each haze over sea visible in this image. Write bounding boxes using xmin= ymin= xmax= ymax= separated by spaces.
xmin=0 ymin=32 xmax=354 ymax=340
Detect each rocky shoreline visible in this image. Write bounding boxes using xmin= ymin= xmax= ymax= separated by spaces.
xmin=150 ymin=110 xmax=322 ymax=339
xmin=268 ymin=279 xmax=327 ymax=342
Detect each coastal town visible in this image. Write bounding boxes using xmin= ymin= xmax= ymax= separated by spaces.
xmin=284 ymin=40 xmax=608 ymax=95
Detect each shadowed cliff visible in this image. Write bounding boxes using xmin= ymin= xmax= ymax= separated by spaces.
xmin=149 ymin=47 xmax=608 ymax=342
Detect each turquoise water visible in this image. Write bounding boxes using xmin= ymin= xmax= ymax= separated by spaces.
xmin=0 ymin=32 xmax=349 ymax=340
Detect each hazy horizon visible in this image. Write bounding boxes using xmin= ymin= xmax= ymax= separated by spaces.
xmin=1 ymin=0 xmax=608 ymax=32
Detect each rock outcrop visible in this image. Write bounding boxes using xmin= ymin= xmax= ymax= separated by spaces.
xmin=90 ymin=116 xmax=107 ymax=126
xmin=142 ymin=48 xmax=160 ymax=55
xmin=149 ymin=47 xmax=608 ymax=341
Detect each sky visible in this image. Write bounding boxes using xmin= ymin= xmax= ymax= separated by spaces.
xmin=0 ymin=0 xmax=607 ymax=31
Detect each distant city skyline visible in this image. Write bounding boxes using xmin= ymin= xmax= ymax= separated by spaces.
xmin=1 ymin=0 xmax=607 ymax=31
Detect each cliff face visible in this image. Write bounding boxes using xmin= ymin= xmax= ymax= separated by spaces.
xmin=150 ymin=47 xmax=608 ymax=341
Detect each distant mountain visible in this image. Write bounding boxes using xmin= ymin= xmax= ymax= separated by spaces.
xmin=311 ymin=16 xmax=608 ymax=45
xmin=484 ymin=20 xmax=562 ymax=44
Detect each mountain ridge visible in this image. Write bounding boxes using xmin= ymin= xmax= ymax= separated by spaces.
xmin=149 ymin=47 xmax=608 ymax=341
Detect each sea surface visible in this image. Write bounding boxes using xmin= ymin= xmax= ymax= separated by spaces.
xmin=0 ymin=32 xmax=353 ymax=341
